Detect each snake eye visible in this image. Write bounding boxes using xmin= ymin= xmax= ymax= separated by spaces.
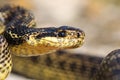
xmin=77 ymin=32 xmax=80 ymax=38
xmin=58 ymin=31 xmax=66 ymax=37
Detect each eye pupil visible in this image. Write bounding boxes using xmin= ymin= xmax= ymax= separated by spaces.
xmin=77 ymin=32 xmax=80 ymax=38
xmin=58 ymin=31 xmax=66 ymax=37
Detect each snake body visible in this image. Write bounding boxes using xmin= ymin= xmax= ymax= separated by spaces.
xmin=0 ymin=5 xmax=120 ymax=80
xmin=12 ymin=50 xmax=120 ymax=80
xmin=0 ymin=24 xmax=12 ymax=80
xmin=12 ymin=51 xmax=102 ymax=80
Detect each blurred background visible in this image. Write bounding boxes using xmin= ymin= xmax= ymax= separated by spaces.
xmin=0 ymin=0 xmax=120 ymax=79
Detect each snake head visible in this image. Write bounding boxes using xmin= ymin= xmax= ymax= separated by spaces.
xmin=35 ymin=26 xmax=85 ymax=49
xmin=10 ymin=26 xmax=85 ymax=56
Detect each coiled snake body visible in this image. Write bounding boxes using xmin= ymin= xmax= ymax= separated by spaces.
xmin=0 ymin=5 xmax=120 ymax=80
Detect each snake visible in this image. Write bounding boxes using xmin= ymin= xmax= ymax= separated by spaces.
xmin=0 ymin=5 xmax=84 ymax=80
xmin=0 ymin=5 xmax=120 ymax=80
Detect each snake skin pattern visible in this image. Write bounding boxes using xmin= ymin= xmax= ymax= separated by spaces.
xmin=0 ymin=25 xmax=12 ymax=80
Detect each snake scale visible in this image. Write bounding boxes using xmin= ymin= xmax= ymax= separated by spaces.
xmin=0 ymin=5 xmax=120 ymax=80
